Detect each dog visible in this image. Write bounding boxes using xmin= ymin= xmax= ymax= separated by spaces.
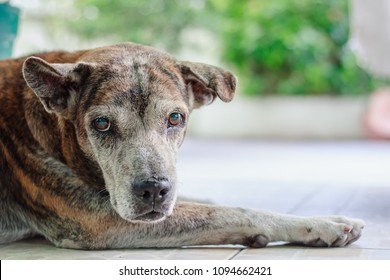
xmin=0 ymin=42 xmax=364 ymax=249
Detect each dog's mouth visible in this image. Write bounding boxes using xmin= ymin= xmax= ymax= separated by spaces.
xmin=133 ymin=210 xmax=166 ymax=222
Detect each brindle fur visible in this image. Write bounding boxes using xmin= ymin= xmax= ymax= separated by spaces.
xmin=0 ymin=42 xmax=364 ymax=249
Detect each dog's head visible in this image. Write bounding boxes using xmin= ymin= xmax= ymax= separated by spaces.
xmin=22 ymin=42 xmax=236 ymax=223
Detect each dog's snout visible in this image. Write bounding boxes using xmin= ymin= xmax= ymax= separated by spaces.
xmin=133 ymin=179 xmax=171 ymax=204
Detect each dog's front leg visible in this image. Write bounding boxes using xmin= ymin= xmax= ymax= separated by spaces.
xmin=53 ymin=202 xmax=364 ymax=249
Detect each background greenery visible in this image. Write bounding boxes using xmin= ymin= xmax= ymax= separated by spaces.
xmin=65 ymin=0 xmax=388 ymax=96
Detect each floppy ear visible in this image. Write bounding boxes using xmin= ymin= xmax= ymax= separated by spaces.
xmin=179 ymin=61 xmax=237 ymax=109
xmin=22 ymin=56 xmax=94 ymax=116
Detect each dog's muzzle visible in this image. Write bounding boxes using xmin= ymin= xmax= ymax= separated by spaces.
xmin=131 ymin=178 xmax=173 ymax=222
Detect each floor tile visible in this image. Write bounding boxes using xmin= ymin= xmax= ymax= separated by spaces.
xmin=233 ymin=246 xmax=390 ymax=260
xmin=0 ymin=238 xmax=240 ymax=260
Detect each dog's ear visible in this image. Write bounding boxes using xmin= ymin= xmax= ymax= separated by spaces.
xmin=23 ymin=56 xmax=94 ymax=116
xmin=179 ymin=61 xmax=237 ymax=109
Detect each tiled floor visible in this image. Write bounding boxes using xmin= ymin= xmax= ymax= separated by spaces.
xmin=1 ymin=139 xmax=390 ymax=259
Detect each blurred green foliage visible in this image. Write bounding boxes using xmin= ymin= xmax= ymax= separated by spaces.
xmin=71 ymin=0 xmax=203 ymax=51
xmin=69 ymin=0 xmax=388 ymax=95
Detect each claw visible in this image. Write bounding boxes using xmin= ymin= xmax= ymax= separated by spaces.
xmin=343 ymin=226 xmax=352 ymax=233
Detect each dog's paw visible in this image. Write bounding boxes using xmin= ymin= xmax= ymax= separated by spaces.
xmin=244 ymin=234 xmax=270 ymax=248
xmin=301 ymin=216 xmax=365 ymax=247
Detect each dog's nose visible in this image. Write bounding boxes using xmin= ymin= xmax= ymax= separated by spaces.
xmin=133 ymin=179 xmax=171 ymax=205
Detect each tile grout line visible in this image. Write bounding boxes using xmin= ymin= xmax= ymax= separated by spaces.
xmin=229 ymin=248 xmax=245 ymax=260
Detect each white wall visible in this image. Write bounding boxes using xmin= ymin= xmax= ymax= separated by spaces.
xmin=188 ymin=96 xmax=367 ymax=139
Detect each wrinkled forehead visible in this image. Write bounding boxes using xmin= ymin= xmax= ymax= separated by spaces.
xmin=80 ymin=56 xmax=189 ymax=117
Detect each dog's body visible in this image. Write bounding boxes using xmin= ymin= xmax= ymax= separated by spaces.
xmin=0 ymin=42 xmax=363 ymax=249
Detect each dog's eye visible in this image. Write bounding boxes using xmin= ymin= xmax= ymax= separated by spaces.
xmin=168 ymin=113 xmax=183 ymax=127
xmin=93 ymin=117 xmax=111 ymax=132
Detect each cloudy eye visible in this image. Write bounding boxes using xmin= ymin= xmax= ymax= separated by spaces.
xmin=168 ymin=112 xmax=183 ymax=127
xmin=93 ymin=117 xmax=111 ymax=132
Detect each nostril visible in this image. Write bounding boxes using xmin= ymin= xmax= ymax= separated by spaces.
xmin=142 ymin=190 xmax=151 ymax=201
xmin=159 ymin=188 xmax=169 ymax=197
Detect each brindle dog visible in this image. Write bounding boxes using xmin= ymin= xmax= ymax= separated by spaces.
xmin=0 ymin=43 xmax=364 ymax=249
